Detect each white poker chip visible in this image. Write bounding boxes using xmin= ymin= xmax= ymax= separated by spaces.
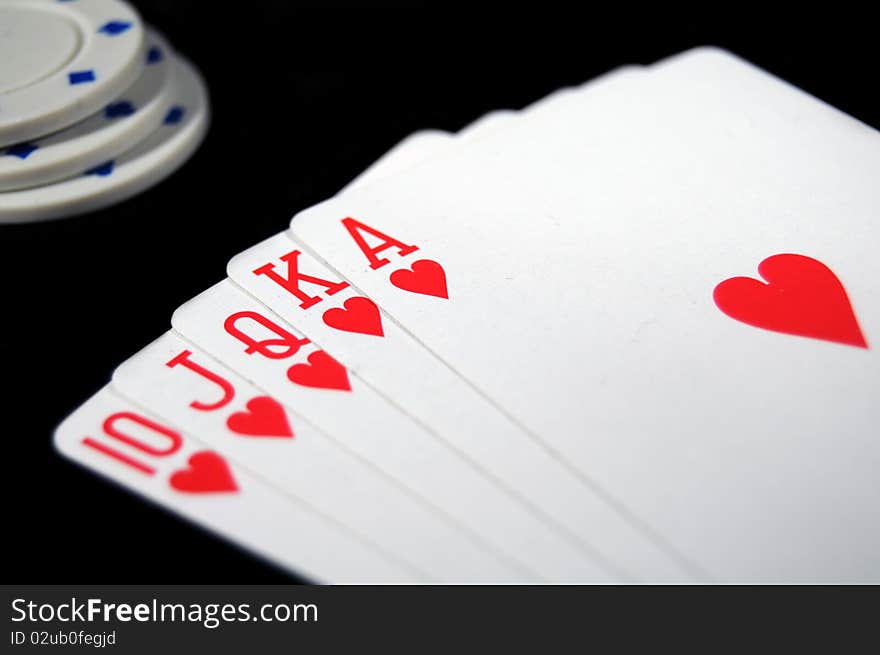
xmin=0 ymin=0 xmax=145 ymax=148
xmin=0 ymin=27 xmax=176 ymax=192
xmin=0 ymin=54 xmax=209 ymax=224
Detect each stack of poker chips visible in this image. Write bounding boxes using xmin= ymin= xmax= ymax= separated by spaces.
xmin=0 ymin=0 xmax=209 ymax=224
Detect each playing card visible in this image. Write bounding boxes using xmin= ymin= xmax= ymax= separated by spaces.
xmin=287 ymin=47 xmax=880 ymax=581
xmin=111 ymin=331 xmax=524 ymax=582
xmin=171 ymin=280 xmax=616 ymax=581
xmin=54 ymin=386 xmax=419 ymax=583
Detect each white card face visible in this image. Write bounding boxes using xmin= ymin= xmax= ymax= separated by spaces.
xmin=54 ymin=385 xmax=418 ymax=583
xmin=171 ymin=279 xmax=617 ymax=581
xmin=288 ymin=48 xmax=880 ymax=581
xmin=228 ymin=231 xmax=692 ymax=581
xmin=111 ymin=331 xmax=523 ymax=582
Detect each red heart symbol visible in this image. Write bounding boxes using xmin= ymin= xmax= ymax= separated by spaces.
xmin=287 ymin=350 xmax=352 ymax=391
xmin=226 ymin=396 xmax=293 ymax=438
xmin=713 ymin=253 xmax=867 ymax=348
xmin=390 ymin=259 xmax=449 ymax=299
xmin=170 ymin=451 xmax=238 ymax=493
xmin=322 ymin=296 xmax=384 ymax=336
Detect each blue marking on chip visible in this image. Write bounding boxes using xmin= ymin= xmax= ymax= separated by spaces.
xmin=85 ymin=161 xmax=115 ymax=177
xmin=164 ymin=106 xmax=185 ymax=125
xmin=147 ymin=46 xmax=164 ymax=64
xmin=68 ymin=70 xmax=96 ymax=85
xmin=105 ymin=101 xmax=136 ymax=118
xmin=99 ymin=21 xmax=133 ymax=36
xmin=6 ymin=143 xmax=39 ymax=160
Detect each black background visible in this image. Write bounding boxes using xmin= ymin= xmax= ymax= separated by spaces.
xmin=2 ymin=3 xmax=878 ymax=583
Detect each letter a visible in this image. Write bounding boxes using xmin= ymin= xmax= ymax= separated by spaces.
xmin=341 ymin=217 xmax=418 ymax=269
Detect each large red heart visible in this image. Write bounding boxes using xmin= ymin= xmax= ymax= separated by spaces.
xmin=287 ymin=350 xmax=352 ymax=391
xmin=713 ymin=253 xmax=867 ymax=348
xmin=226 ymin=396 xmax=293 ymax=438
xmin=170 ymin=451 xmax=238 ymax=493
xmin=322 ymin=296 xmax=384 ymax=336
xmin=390 ymin=259 xmax=449 ymax=299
